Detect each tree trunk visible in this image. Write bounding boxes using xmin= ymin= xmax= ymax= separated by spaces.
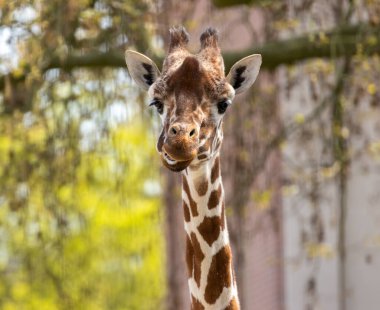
xmin=163 ymin=170 xmax=189 ymax=310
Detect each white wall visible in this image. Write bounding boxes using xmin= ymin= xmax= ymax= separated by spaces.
xmin=279 ymin=65 xmax=380 ymax=310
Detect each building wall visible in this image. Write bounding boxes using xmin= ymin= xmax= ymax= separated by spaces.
xmin=346 ymin=101 xmax=380 ymax=310
xmin=279 ymin=64 xmax=380 ymax=310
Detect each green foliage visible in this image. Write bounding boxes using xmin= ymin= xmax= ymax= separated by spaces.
xmin=0 ymin=80 xmax=165 ymax=309
xmin=0 ymin=0 xmax=166 ymax=306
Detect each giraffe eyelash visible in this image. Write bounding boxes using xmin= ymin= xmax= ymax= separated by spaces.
xmin=149 ymin=98 xmax=164 ymax=114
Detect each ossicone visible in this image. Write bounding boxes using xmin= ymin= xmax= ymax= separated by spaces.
xmin=200 ymin=27 xmax=219 ymax=49
xmin=169 ymin=26 xmax=190 ymax=52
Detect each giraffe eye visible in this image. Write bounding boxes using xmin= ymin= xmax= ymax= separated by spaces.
xmin=149 ymin=99 xmax=164 ymax=114
xmin=217 ymin=99 xmax=231 ymax=114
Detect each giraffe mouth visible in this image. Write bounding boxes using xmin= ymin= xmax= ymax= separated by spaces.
xmin=161 ymin=147 xmax=195 ymax=172
xmin=163 ymin=151 xmax=175 ymax=162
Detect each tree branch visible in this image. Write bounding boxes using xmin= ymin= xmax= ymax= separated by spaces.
xmin=212 ymin=0 xmax=270 ymax=8
xmin=1 ymin=23 xmax=379 ymax=92
xmin=224 ymin=23 xmax=380 ymax=69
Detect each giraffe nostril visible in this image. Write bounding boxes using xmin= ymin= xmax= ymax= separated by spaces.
xmin=171 ymin=127 xmax=177 ymax=135
xmin=189 ymin=129 xmax=196 ymax=137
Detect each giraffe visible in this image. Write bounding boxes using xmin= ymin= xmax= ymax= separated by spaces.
xmin=125 ymin=26 xmax=261 ymax=310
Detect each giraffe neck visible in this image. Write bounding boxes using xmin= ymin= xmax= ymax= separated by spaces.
xmin=182 ymin=155 xmax=239 ymax=310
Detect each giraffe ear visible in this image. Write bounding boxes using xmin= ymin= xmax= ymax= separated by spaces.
xmin=226 ymin=54 xmax=262 ymax=94
xmin=125 ymin=50 xmax=161 ymax=91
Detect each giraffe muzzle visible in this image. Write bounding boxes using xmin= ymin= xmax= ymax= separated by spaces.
xmin=161 ymin=143 xmax=197 ymax=172
xmin=163 ymin=143 xmax=197 ymax=162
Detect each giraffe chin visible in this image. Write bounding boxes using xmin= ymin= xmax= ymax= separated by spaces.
xmin=160 ymin=154 xmax=194 ymax=172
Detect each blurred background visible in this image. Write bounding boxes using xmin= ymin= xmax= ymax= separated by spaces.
xmin=0 ymin=0 xmax=380 ymax=309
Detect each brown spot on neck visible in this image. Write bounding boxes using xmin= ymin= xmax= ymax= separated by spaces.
xmin=183 ymin=201 xmax=191 ymax=222
xmin=208 ymin=185 xmax=222 ymax=209
xmin=186 ymin=235 xmax=193 ymax=278
xmin=211 ymin=156 xmax=220 ymax=184
xmin=190 ymin=232 xmax=204 ymax=287
xmin=197 ymin=216 xmax=221 ymax=246
xmin=204 ymin=245 xmax=233 ymax=304
xmin=191 ymin=295 xmax=205 ymax=310
xmin=195 ymin=176 xmax=208 ymax=196
xmin=197 ymin=153 xmax=208 ymax=160
xmin=183 ymin=176 xmax=199 ymax=217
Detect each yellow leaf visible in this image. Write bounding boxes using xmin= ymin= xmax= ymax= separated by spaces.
xmin=294 ymin=113 xmax=305 ymax=124
xmin=306 ymin=243 xmax=334 ymax=259
xmin=11 ymin=67 xmax=24 ymax=79
xmin=28 ymin=126 xmax=46 ymax=145
xmin=11 ymin=282 xmax=29 ymax=300
xmin=282 ymin=185 xmax=299 ymax=196
xmin=253 ymin=190 xmax=272 ymax=210
xmin=341 ymin=127 xmax=350 ymax=139
xmin=320 ymin=162 xmax=340 ymax=179
xmin=318 ymin=32 xmax=329 ymax=44
xmin=368 ymin=141 xmax=380 ymax=160
xmin=367 ymin=83 xmax=377 ymax=95
xmin=367 ymin=35 xmax=378 ymax=46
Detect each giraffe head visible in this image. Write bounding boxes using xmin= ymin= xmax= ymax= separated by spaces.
xmin=126 ymin=27 xmax=261 ymax=172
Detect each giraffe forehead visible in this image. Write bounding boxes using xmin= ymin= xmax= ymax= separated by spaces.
xmin=168 ymin=57 xmax=206 ymax=101
xmin=161 ymin=56 xmax=223 ymax=100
